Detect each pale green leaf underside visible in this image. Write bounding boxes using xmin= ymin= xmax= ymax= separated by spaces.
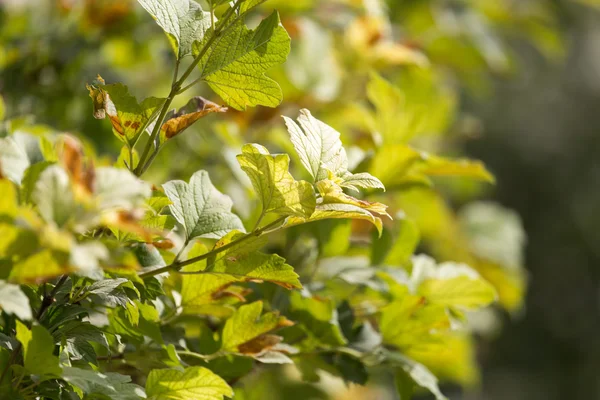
xmin=63 ymin=367 xmax=146 ymax=400
xmin=163 ymin=170 xmax=245 ymax=240
xmin=283 ymin=109 xmax=385 ymax=191
xmin=0 ymin=136 xmax=30 ymax=184
xmin=146 ymin=366 xmax=233 ymax=400
xmin=237 ymin=143 xmax=315 ymax=218
xmin=137 ymin=0 xmax=211 ymax=58
xmin=0 ymin=281 xmax=32 ymax=320
xmin=194 ymin=12 xmax=290 ymax=110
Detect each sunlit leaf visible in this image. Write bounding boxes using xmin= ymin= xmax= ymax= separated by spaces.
xmin=237 ymin=143 xmax=316 ymax=218
xmin=137 ymin=0 xmax=211 ymax=58
xmin=193 ymin=12 xmax=290 ymax=110
xmin=92 ymin=83 xmax=164 ymax=146
xmin=63 ymin=367 xmax=146 ymax=400
xmin=146 ymin=366 xmax=233 ymax=400
xmin=163 ymin=170 xmax=245 ymax=241
xmin=16 ymin=321 xmax=62 ymax=379
xmin=157 ymin=97 xmax=227 ymax=143
xmin=221 ymin=301 xmax=292 ymax=352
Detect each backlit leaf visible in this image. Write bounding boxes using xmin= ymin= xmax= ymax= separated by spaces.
xmin=146 ymin=366 xmax=232 ymax=400
xmin=193 ymin=12 xmax=290 ymax=110
xmin=157 ymin=97 xmax=227 ymax=143
xmin=221 ymin=301 xmax=292 ymax=352
xmin=283 ymin=109 xmax=384 ymax=190
xmin=237 ymin=143 xmax=316 ymax=218
xmin=93 ymin=83 xmax=164 ymax=146
xmin=16 ymin=321 xmax=62 ymax=379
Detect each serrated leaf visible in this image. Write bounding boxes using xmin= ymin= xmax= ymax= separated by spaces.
xmin=283 ymin=109 xmax=346 ymax=181
xmin=237 ymin=143 xmax=316 ymax=218
xmin=221 ymin=301 xmax=292 ymax=352
xmin=163 ymin=170 xmax=245 ymax=240
xmin=63 ymin=367 xmax=146 ymax=400
xmin=204 ymin=230 xmax=302 ymax=289
xmin=193 ymin=12 xmax=290 ymax=110
xmin=0 ymin=136 xmax=30 ymax=184
xmin=16 ymin=321 xmax=62 ymax=379
xmin=146 ymin=366 xmax=232 ymax=400
xmin=138 ymin=0 xmax=211 ymax=59
xmin=0 ymin=281 xmax=32 ymax=320
xmin=181 ymin=243 xmax=239 ymax=316
xmin=283 ymin=109 xmax=385 ymax=191
xmin=93 ymin=83 xmax=164 ymax=145
xmin=285 ymin=180 xmax=389 ymax=234
xmin=416 ymin=153 xmax=495 ymax=183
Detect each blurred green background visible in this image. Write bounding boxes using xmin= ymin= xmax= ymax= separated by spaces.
xmin=1 ymin=0 xmax=600 ymax=399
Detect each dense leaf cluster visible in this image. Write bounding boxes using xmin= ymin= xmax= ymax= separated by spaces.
xmin=0 ymin=0 xmax=534 ymax=399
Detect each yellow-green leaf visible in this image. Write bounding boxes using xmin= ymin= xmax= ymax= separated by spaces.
xmin=16 ymin=321 xmax=62 ymax=379
xmin=146 ymin=366 xmax=232 ymax=400
xmin=221 ymin=301 xmax=292 ymax=352
xmin=237 ymin=143 xmax=316 ymax=218
xmin=193 ymin=12 xmax=290 ymax=110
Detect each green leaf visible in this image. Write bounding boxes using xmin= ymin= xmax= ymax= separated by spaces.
xmin=283 ymin=109 xmax=384 ymax=190
xmin=94 ymin=83 xmax=164 ymax=146
xmin=181 ymin=243 xmax=239 ymax=317
xmin=414 ymin=258 xmax=497 ymax=310
xmin=138 ymin=0 xmax=211 ymax=59
xmin=163 ymin=170 xmax=245 ymax=240
xmin=33 ymin=165 xmax=76 ymax=227
xmin=146 ymin=366 xmax=233 ymax=400
xmin=16 ymin=321 xmax=62 ymax=379
xmin=0 ymin=281 xmax=32 ymax=320
xmin=205 ymin=230 xmax=302 ymax=289
xmin=0 ymin=136 xmax=30 ymax=184
xmin=9 ymin=250 xmax=66 ymax=284
xmin=287 ymin=291 xmax=347 ymax=348
xmin=385 ymin=351 xmax=448 ymax=400
xmin=237 ymin=143 xmax=316 ymax=218
xmin=221 ymin=301 xmax=292 ymax=352
xmin=63 ymin=367 xmax=146 ymax=400
xmin=240 ymin=0 xmax=268 ymax=14
xmin=193 ymin=11 xmax=290 ymax=110
xmin=384 ymin=217 xmax=420 ymax=266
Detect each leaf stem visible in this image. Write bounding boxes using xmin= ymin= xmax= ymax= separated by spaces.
xmin=139 ymin=216 xmax=287 ymax=279
xmin=134 ymin=1 xmax=244 ymax=176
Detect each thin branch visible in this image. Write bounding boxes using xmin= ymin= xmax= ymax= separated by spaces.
xmin=139 ymin=216 xmax=287 ymax=279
